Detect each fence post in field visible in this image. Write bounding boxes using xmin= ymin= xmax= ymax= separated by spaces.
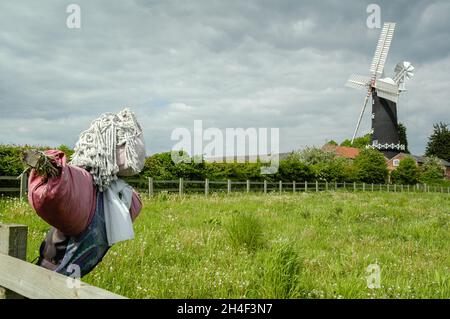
xmin=353 ymin=182 xmax=356 ymax=192
xmin=305 ymin=181 xmax=308 ymax=192
xmin=387 ymin=184 xmax=390 ymax=192
xmin=19 ymin=172 xmax=28 ymax=200
xmin=264 ymin=180 xmax=267 ymax=194
xmin=401 ymin=185 xmax=404 ymax=192
xmin=363 ymin=183 xmax=365 ymax=192
xmin=371 ymin=183 xmax=374 ymax=192
xmin=407 ymin=184 xmax=410 ymax=192
xmin=315 ymin=180 xmax=318 ymax=192
xmin=179 ymin=178 xmax=183 ymax=196
xmin=279 ymin=181 xmax=282 ymax=194
xmin=227 ymin=180 xmax=231 ymax=194
xmin=441 ymin=187 xmax=443 ymax=193
xmin=246 ymin=180 xmax=250 ymax=193
xmin=335 ymin=181 xmax=337 ymax=191
xmin=205 ymin=179 xmax=209 ymax=196
xmin=343 ymin=181 xmax=346 ymax=190
xmin=326 ymin=181 xmax=328 ymax=191
xmin=293 ymin=181 xmax=296 ymax=193
xmin=0 ymin=224 xmax=28 ymax=299
xmin=394 ymin=184 xmax=397 ymax=192
xmin=148 ymin=177 xmax=154 ymax=197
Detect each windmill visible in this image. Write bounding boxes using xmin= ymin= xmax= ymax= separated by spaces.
xmin=346 ymin=22 xmax=414 ymax=159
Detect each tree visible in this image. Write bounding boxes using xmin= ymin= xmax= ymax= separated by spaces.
xmin=325 ymin=140 xmax=338 ymax=146
xmin=353 ymin=148 xmax=388 ymax=183
xmin=425 ymin=122 xmax=450 ymax=162
xmin=296 ymin=147 xmax=335 ymax=165
xmin=397 ymin=123 xmax=409 ymax=154
xmin=419 ymin=156 xmax=445 ymax=184
xmin=340 ymin=133 xmax=372 ymax=149
xmin=275 ymin=154 xmax=315 ymax=182
xmin=390 ymin=156 xmax=419 ymax=185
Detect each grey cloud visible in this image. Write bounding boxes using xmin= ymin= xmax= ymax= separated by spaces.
xmin=0 ymin=0 xmax=449 ymax=156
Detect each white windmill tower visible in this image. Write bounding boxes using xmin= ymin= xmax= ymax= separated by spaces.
xmin=345 ymin=22 xmax=415 ymax=158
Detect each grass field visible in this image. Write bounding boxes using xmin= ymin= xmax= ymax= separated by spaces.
xmin=1 ymin=191 xmax=449 ymax=299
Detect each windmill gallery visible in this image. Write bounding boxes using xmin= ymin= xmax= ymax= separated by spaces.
xmin=346 ymin=22 xmax=415 ymax=159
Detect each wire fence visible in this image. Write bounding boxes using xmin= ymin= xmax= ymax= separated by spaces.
xmin=1 ymin=175 xmax=448 ymax=198
xmin=128 ymin=178 xmax=450 ymax=196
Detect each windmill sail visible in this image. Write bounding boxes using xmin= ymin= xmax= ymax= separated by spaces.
xmin=345 ymin=74 xmax=371 ymax=90
xmin=370 ymin=23 xmax=396 ymax=78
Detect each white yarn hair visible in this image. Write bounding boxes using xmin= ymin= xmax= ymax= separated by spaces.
xmin=70 ymin=108 xmax=143 ymax=191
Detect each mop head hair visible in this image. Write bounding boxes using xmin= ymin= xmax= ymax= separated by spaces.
xmin=70 ymin=108 xmax=145 ymax=191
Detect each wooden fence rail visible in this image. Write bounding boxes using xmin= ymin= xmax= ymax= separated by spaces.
xmin=144 ymin=178 xmax=450 ymax=196
xmin=0 ymin=224 xmax=125 ymax=299
xmin=0 ymin=173 xmax=28 ymax=198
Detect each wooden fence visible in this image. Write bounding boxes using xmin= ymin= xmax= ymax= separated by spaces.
xmin=0 ymin=173 xmax=28 ymax=198
xmin=145 ymin=178 xmax=450 ymax=196
xmin=1 ymin=174 xmax=448 ymax=198
xmin=0 ymin=223 xmax=125 ymax=299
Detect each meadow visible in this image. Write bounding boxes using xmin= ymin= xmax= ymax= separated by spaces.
xmin=0 ymin=191 xmax=449 ymax=299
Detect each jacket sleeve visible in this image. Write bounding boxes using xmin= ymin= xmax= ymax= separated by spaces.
xmin=129 ymin=189 xmax=143 ymax=222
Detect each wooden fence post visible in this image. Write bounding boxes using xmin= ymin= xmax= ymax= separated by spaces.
xmin=227 ymin=179 xmax=231 ymax=194
xmin=179 ymin=178 xmax=183 ymax=196
xmin=387 ymin=184 xmax=390 ymax=192
xmin=353 ymin=182 xmax=356 ymax=192
xmin=305 ymin=181 xmax=308 ymax=192
xmin=363 ymin=183 xmax=365 ymax=192
xmin=246 ymin=180 xmax=250 ymax=193
xmin=279 ymin=181 xmax=282 ymax=194
xmin=19 ymin=172 xmax=28 ymax=200
xmin=205 ymin=178 xmax=209 ymax=196
xmin=315 ymin=180 xmax=318 ymax=192
xmin=264 ymin=180 xmax=267 ymax=194
xmin=0 ymin=224 xmax=28 ymax=299
xmin=326 ymin=181 xmax=328 ymax=191
xmin=371 ymin=183 xmax=374 ymax=192
xmin=394 ymin=184 xmax=397 ymax=192
xmin=293 ymin=181 xmax=296 ymax=193
xmin=335 ymin=181 xmax=337 ymax=191
xmin=343 ymin=181 xmax=346 ymax=190
xmin=148 ymin=177 xmax=154 ymax=197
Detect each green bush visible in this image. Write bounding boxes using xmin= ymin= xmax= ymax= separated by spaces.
xmin=390 ymin=156 xmax=420 ymax=185
xmin=420 ymin=156 xmax=445 ymax=184
xmin=353 ymin=148 xmax=388 ymax=184
xmin=340 ymin=134 xmax=371 ymax=149
xmin=275 ymin=154 xmax=314 ymax=182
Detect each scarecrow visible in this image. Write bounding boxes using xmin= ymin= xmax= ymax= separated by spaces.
xmin=23 ymin=108 xmax=146 ymax=278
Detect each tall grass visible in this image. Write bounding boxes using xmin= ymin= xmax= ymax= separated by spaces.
xmin=0 ymin=191 xmax=449 ymax=298
xmin=225 ymin=212 xmax=265 ymax=252
xmin=253 ymin=242 xmax=301 ymax=298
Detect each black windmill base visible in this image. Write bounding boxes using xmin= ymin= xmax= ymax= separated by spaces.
xmin=370 ymin=91 xmax=405 ymax=159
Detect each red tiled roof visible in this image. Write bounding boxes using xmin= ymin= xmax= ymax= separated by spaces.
xmin=335 ymin=146 xmax=360 ymax=159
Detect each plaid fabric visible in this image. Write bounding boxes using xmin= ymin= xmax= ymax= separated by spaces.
xmin=37 ymin=192 xmax=110 ymax=278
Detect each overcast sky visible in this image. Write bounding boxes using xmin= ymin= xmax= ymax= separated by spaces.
xmin=0 ymin=0 xmax=449 ymax=156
